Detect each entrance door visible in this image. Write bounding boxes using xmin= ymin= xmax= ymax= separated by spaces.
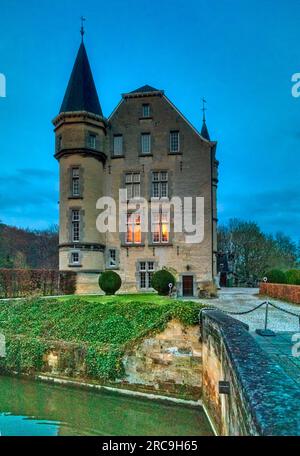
xmin=182 ymin=275 xmax=194 ymax=297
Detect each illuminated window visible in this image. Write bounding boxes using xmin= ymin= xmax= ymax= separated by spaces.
xmin=126 ymin=212 xmax=141 ymax=244
xmin=151 ymin=210 xmax=169 ymax=243
xmin=141 ymin=133 xmax=151 ymax=154
xmin=151 ymin=171 xmax=168 ymax=198
xmin=139 ymin=261 xmax=155 ymax=289
xmin=125 ymin=172 xmax=140 ymax=199
xmin=72 ymin=167 xmax=80 ymax=197
xmin=170 ymin=131 xmax=180 ymax=153
xmin=71 ymin=210 xmax=80 ymax=242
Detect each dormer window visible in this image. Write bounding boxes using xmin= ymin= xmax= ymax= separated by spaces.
xmin=89 ymin=134 xmax=97 ymax=149
xmin=142 ymin=104 xmax=150 ymax=118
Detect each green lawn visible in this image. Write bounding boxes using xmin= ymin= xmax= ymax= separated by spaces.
xmin=57 ymin=292 xmax=173 ymax=304
xmin=0 ymin=294 xmax=205 ymax=379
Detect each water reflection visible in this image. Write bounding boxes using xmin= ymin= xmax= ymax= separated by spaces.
xmin=0 ymin=376 xmax=212 ymax=436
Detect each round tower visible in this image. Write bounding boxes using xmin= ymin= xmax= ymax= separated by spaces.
xmin=53 ymin=39 xmax=107 ymax=289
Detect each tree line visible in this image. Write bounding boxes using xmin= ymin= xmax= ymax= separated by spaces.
xmin=218 ymin=218 xmax=299 ymax=285
xmin=0 ymin=219 xmax=299 ymax=277
xmin=0 ymin=222 xmax=58 ymax=269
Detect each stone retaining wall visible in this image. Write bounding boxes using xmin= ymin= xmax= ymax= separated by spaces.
xmin=260 ymin=282 xmax=300 ymax=304
xmin=201 ymin=309 xmax=300 ymax=436
xmin=35 ymin=320 xmax=203 ymax=400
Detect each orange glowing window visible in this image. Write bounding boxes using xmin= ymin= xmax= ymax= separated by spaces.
xmin=152 ymin=211 xmax=169 ymax=243
xmin=126 ymin=213 xmax=141 ymax=244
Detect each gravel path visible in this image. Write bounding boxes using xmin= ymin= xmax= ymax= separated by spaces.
xmin=197 ymin=288 xmax=300 ymax=333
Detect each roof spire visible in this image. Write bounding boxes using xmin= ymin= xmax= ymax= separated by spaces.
xmin=80 ymin=16 xmax=86 ymax=42
xmin=201 ymin=97 xmax=211 ymax=140
xmin=202 ymin=97 xmax=207 ymax=122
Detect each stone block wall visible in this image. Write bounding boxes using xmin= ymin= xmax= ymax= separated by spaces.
xmin=123 ymin=320 xmax=202 ymax=399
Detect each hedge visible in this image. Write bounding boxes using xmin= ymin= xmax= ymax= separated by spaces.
xmin=0 ymin=269 xmax=76 ymax=298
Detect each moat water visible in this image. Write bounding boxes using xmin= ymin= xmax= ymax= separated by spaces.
xmin=0 ymin=376 xmax=212 ymax=436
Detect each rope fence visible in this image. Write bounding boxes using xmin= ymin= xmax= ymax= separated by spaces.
xmin=199 ymin=300 xmax=300 ymax=334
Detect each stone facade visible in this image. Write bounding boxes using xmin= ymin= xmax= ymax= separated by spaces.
xmin=53 ymin=43 xmax=219 ymax=296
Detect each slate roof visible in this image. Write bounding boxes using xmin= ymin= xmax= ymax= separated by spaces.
xmin=60 ymin=42 xmax=102 ymax=116
xmin=130 ymin=85 xmax=160 ymax=93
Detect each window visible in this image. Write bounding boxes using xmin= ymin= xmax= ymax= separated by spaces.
xmin=108 ymin=249 xmax=117 ymax=267
xmin=126 ymin=212 xmax=141 ymax=244
xmin=125 ymin=172 xmax=140 ymax=199
xmin=151 ymin=210 xmax=169 ymax=243
xmin=142 ymin=104 xmax=150 ymax=117
xmin=139 ymin=261 xmax=155 ymax=289
xmin=71 ymin=251 xmax=80 ymax=265
xmin=71 ymin=210 xmax=80 ymax=242
xmin=113 ymin=135 xmax=123 ymax=156
xmin=141 ymin=133 xmax=151 ymax=154
xmin=72 ymin=167 xmax=80 ymax=197
xmin=89 ymin=134 xmax=97 ymax=149
xmin=152 ymin=171 xmax=168 ymax=198
xmin=170 ymin=131 xmax=180 ymax=153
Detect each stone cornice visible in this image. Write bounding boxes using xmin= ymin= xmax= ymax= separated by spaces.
xmin=54 ymin=147 xmax=107 ymax=164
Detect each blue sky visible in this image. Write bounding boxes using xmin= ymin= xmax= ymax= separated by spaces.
xmin=0 ymin=0 xmax=299 ymax=240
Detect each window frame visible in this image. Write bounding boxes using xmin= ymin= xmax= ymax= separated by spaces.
xmin=151 ymin=209 xmax=170 ymax=244
xmin=113 ymin=134 xmax=123 ymax=156
xmin=108 ymin=249 xmax=117 ymax=267
xmin=71 ymin=210 xmax=80 ymax=242
xmin=89 ymin=133 xmax=97 ymax=150
xmin=141 ymin=133 xmax=151 ymax=155
xmin=125 ymin=172 xmax=141 ymax=200
xmin=142 ymin=104 xmax=150 ymax=118
xmin=139 ymin=261 xmax=155 ymax=289
xmin=70 ymin=251 xmax=80 ymax=265
xmin=151 ymin=171 xmax=168 ymax=198
xmin=126 ymin=212 xmax=142 ymax=244
xmin=71 ymin=167 xmax=80 ymax=197
xmin=169 ymin=130 xmax=180 ymax=153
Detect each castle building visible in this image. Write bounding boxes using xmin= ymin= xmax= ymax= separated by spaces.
xmin=53 ymin=38 xmax=218 ymax=296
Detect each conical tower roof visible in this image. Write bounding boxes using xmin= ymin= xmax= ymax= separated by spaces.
xmin=60 ymin=42 xmax=102 ymax=116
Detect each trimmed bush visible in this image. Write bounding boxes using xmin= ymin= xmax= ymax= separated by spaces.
xmin=286 ymin=269 xmax=300 ymax=285
xmin=265 ymin=269 xmax=287 ymax=284
xmin=98 ymin=271 xmax=122 ymax=295
xmin=151 ymin=269 xmax=176 ymax=295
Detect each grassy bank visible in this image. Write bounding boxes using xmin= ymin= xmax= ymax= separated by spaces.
xmin=0 ymin=294 xmax=205 ymax=380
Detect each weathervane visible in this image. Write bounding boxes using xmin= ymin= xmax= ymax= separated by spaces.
xmin=80 ymin=16 xmax=86 ymax=41
xmin=202 ymin=97 xmax=207 ymax=122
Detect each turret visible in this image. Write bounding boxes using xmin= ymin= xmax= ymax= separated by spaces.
xmin=53 ymin=37 xmax=106 ymax=279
